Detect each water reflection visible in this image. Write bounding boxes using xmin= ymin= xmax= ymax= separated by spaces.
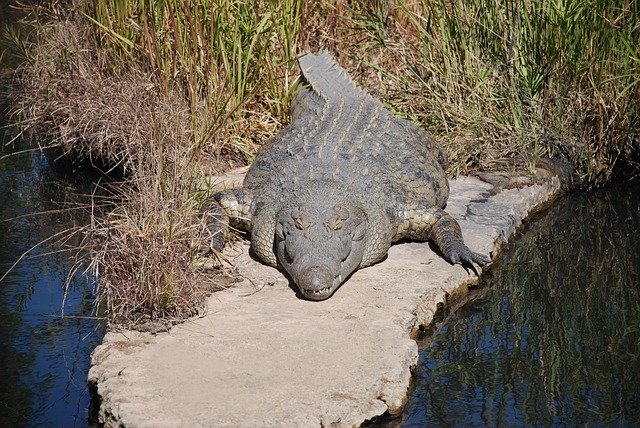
xmin=0 ymin=139 xmax=104 ymax=426
xmin=403 ymin=184 xmax=640 ymax=426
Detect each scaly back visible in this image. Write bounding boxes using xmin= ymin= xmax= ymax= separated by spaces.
xmin=286 ymin=53 xmax=394 ymax=162
xmin=244 ymin=52 xmax=448 ymax=210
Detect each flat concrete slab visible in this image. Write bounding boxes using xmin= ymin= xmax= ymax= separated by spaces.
xmin=88 ymin=175 xmax=561 ymax=427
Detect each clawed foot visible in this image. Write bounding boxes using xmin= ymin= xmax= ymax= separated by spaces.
xmin=429 ymin=212 xmax=491 ymax=276
xmin=443 ymin=244 xmax=491 ymax=276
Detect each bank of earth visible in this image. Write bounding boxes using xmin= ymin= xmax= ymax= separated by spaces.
xmin=89 ymin=171 xmax=563 ymax=427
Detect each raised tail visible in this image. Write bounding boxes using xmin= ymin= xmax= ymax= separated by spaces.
xmin=297 ymin=52 xmax=379 ymax=105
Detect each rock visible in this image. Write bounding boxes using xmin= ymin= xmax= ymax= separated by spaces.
xmin=88 ymin=175 xmax=562 ymax=427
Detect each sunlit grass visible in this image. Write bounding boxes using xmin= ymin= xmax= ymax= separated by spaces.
xmin=338 ymin=0 xmax=639 ymax=181
xmin=5 ymin=0 xmax=639 ymax=325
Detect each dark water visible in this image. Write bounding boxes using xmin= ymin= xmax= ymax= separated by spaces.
xmin=401 ymin=184 xmax=640 ymax=426
xmin=1 ymin=4 xmax=103 ymax=425
xmin=0 ymin=136 xmax=105 ymax=425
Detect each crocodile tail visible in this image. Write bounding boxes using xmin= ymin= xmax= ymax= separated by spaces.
xmin=298 ymin=52 xmax=376 ymax=103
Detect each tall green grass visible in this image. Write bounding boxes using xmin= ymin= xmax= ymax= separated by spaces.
xmin=8 ymin=0 xmax=639 ymax=324
xmin=83 ymin=0 xmax=301 ymax=125
xmin=387 ymin=0 xmax=639 ymax=181
xmin=472 ymin=0 xmax=637 ymax=181
xmin=76 ymin=0 xmax=639 ymax=181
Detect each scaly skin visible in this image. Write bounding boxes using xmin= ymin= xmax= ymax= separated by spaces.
xmin=202 ymin=52 xmax=490 ymax=300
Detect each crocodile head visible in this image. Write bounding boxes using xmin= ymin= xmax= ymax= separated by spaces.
xmin=274 ymin=202 xmax=367 ymax=300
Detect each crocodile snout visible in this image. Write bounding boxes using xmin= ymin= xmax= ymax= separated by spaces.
xmin=297 ymin=266 xmax=337 ymax=301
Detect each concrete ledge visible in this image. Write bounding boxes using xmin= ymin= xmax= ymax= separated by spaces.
xmin=88 ymin=175 xmax=561 ymax=427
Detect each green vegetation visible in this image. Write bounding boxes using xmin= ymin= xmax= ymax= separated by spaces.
xmin=397 ymin=0 xmax=640 ymax=181
xmin=4 ymin=0 xmax=639 ymax=325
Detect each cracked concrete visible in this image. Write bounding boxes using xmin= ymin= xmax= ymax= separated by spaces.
xmin=88 ymin=174 xmax=562 ymax=427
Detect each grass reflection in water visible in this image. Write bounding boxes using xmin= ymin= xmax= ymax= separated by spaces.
xmin=0 ymin=141 xmax=105 ymax=426
xmin=403 ymin=184 xmax=640 ymax=426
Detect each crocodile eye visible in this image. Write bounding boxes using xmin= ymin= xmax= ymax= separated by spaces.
xmin=292 ymin=206 xmax=312 ymax=230
xmin=294 ymin=217 xmax=311 ymax=230
xmin=294 ymin=218 xmax=303 ymax=229
xmin=325 ymin=217 xmax=344 ymax=231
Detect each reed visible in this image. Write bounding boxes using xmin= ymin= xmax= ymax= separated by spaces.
xmin=298 ymin=0 xmax=639 ymax=181
xmin=83 ymin=0 xmax=301 ymax=140
xmin=7 ymin=0 xmax=639 ymax=325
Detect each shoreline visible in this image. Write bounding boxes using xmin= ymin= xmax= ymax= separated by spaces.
xmin=88 ymin=173 xmax=562 ymax=427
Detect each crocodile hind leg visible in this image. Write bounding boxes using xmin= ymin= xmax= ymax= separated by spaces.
xmin=200 ymin=188 xmax=253 ymax=252
xmin=393 ymin=207 xmax=490 ymax=274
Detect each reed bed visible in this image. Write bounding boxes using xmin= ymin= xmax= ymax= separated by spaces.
xmin=299 ymin=0 xmax=639 ymax=181
xmin=6 ymin=0 xmax=639 ymax=325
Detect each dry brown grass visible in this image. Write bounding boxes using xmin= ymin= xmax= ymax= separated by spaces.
xmin=298 ymin=0 xmax=639 ymax=181
xmin=9 ymin=16 xmax=268 ymax=326
xmin=7 ymin=0 xmax=639 ymax=326
xmin=12 ymin=18 xmax=267 ymax=171
xmin=86 ymin=173 xmax=217 ymax=326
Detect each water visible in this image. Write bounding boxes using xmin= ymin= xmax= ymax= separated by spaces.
xmin=401 ymin=184 xmax=640 ymax=426
xmin=2 ymin=4 xmax=638 ymax=426
xmin=0 ymin=136 xmax=105 ymax=425
xmin=1 ymin=4 xmax=102 ymax=425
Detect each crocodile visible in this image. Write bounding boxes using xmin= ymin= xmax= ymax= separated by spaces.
xmin=201 ymin=52 xmax=490 ymax=301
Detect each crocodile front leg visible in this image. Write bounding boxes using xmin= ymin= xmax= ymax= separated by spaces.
xmin=200 ymin=188 xmax=253 ymax=252
xmin=393 ymin=207 xmax=490 ymax=273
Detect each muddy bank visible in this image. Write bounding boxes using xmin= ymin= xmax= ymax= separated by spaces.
xmin=88 ymin=174 xmax=561 ymax=427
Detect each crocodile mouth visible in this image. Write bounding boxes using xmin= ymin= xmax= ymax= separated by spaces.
xmin=300 ymin=274 xmax=342 ymax=301
xmin=303 ymin=286 xmax=333 ymax=299
xmin=298 ymin=242 xmax=362 ymax=300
